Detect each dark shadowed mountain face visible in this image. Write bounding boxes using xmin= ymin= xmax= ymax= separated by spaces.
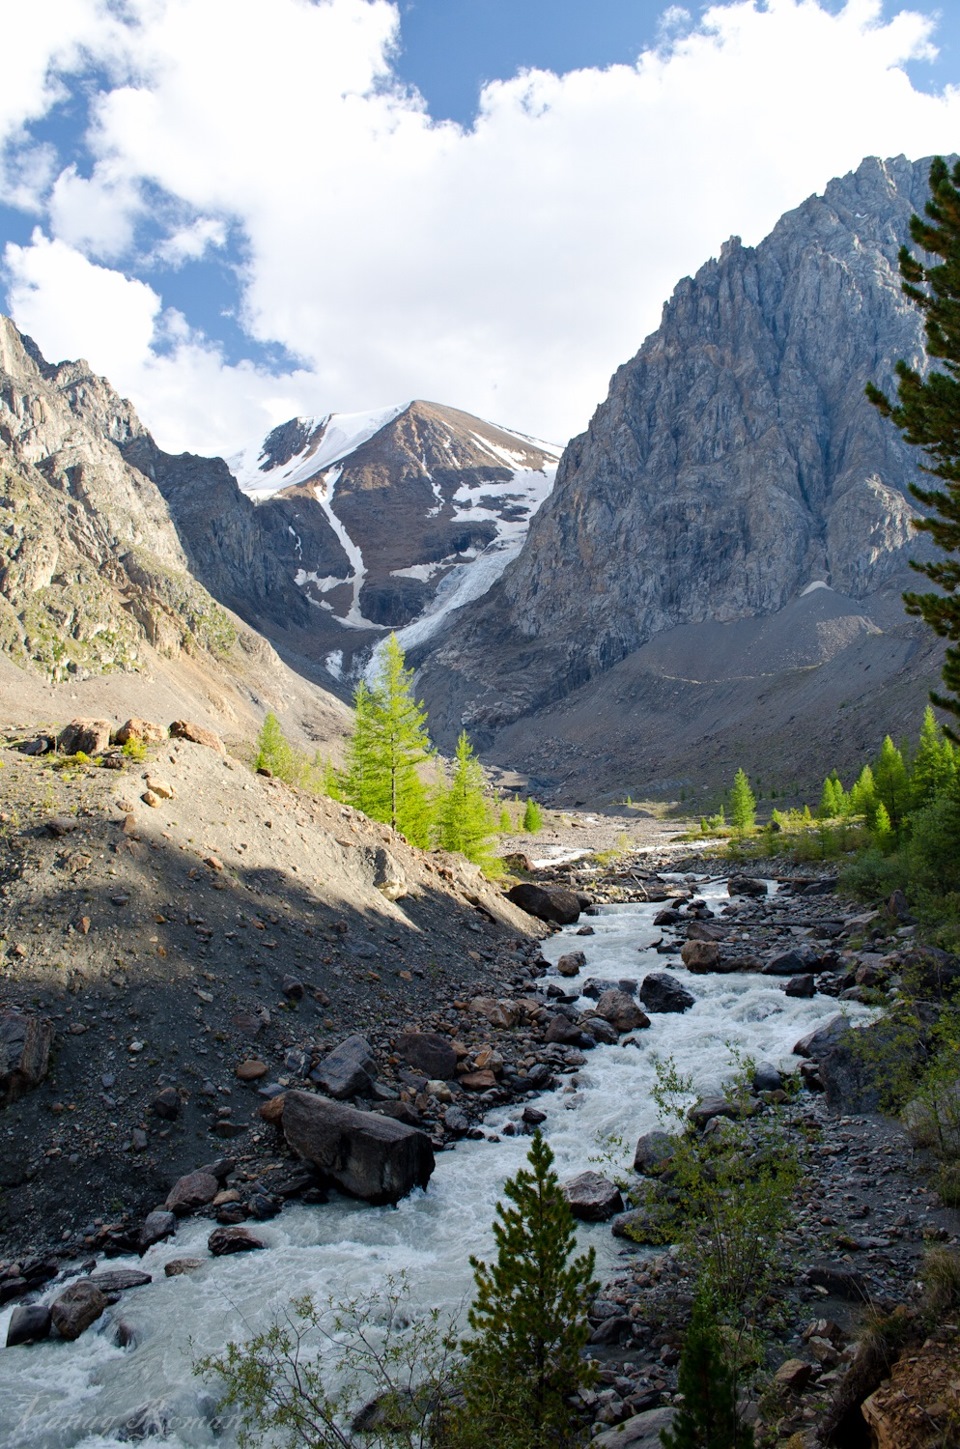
xmin=415 ymin=154 xmax=945 ymax=784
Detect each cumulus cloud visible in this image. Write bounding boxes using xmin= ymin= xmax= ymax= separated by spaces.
xmin=3 ymin=0 xmax=960 ymax=455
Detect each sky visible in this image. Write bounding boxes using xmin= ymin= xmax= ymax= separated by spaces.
xmin=2 ymin=0 xmax=960 ymax=458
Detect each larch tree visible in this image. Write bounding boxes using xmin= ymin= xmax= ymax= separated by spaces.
xmin=435 ymin=731 xmax=497 ymax=867
xmin=728 ymin=768 xmax=756 ymax=836
xmin=867 ymin=156 xmax=960 ymax=738
xmin=341 ymin=637 xmax=433 ymax=845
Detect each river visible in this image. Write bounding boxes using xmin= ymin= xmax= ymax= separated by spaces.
xmin=0 ymin=877 xmax=873 ymax=1447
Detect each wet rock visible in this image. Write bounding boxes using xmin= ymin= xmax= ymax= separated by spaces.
xmin=633 ymin=1130 xmax=676 ymax=1176
xmin=164 ymin=1258 xmax=203 ymax=1277
xmin=6 ymin=1304 xmax=52 ymax=1346
xmin=208 ymin=1226 xmax=266 ymax=1256
xmin=785 ymin=974 xmax=816 ymax=998
xmin=50 ymin=1279 xmax=108 ymax=1340
xmin=506 ymin=882 xmax=580 ymax=925
xmin=89 ymin=1269 xmax=152 ymax=1293
xmin=764 ymin=948 xmax=816 ymax=976
xmin=639 ymin=972 xmax=695 ymax=1014
xmin=653 ymin=907 xmax=682 ymax=926
xmin=394 ymin=1032 xmax=458 ymax=1081
xmin=169 ymin=720 xmax=225 ymax=754
xmin=582 ymin=1017 xmax=619 ymax=1045
xmin=593 ymin=991 xmax=650 ymax=1033
xmin=0 ymin=1008 xmax=53 ymax=1105
xmin=164 ymin=1170 xmax=219 ymax=1216
xmin=556 ymin=950 xmax=586 ymax=978
xmin=728 ymin=876 xmax=767 ymax=898
xmin=544 ymin=1014 xmax=585 ymax=1045
xmin=680 ymin=940 xmax=720 ymax=972
xmin=57 ymin=717 xmax=112 ymax=755
xmin=582 ymin=978 xmax=637 ymax=999
xmin=562 ymin=1171 xmax=624 ymax=1221
xmin=282 ymin=1090 xmax=435 ymax=1205
xmin=310 ymin=1035 xmax=377 ymax=1099
xmin=138 ymin=1210 xmax=176 ymax=1253
xmin=793 ymin=1014 xmax=852 ymax=1060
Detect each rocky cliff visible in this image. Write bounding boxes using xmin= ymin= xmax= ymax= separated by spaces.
xmin=416 ymin=155 xmax=944 ymax=770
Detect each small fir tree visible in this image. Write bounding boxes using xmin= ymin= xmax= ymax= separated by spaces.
xmin=660 ymin=1292 xmax=754 ymax=1449
xmin=456 ymin=1131 xmax=597 ymax=1449
xmin=910 ymin=705 xmax=957 ymax=810
xmin=341 ymin=637 xmax=434 ymax=845
xmin=254 ymin=711 xmax=295 ymax=780
xmin=522 ymin=797 xmax=543 ymax=833
xmin=873 ymin=735 xmax=910 ymax=833
xmin=435 ymin=731 xmax=497 ymax=867
xmin=728 ymin=769 xmax=756 ymax=836
xmin=498 ymin=804 xmax=512 ymax=832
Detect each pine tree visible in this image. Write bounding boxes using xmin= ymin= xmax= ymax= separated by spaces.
xmin=910 ymin=705 xmax=957 ymax=810
xmin=456 ymin=1132 xmax=597 ymax=1449
xmin=436 ymin=731 xmax=497 ymax=866
xmin=522 ymin=797 xmax=543 ymax=833
xmin=341 ymin=637 xmax=433 ymax=845
xmin=660 ymin=1292 xmax=754 ymax=1449
xmin=848 ymin=763 xmax=879 ymax=824
xmin=728 ymin=768 xmax=756 ymax=836
xmin=866 ymin=157 xmax=960 ymax=738
xmin=873 ymin=735 xmax=910 ymax=832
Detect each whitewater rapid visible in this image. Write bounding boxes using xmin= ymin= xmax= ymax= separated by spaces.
xmin=0 ymin=878 xmax=873 ymax=1447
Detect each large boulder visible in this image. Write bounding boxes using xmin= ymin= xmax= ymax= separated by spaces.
xmin=282 ymin=1090 xmax=435 ymax=1205
xmin=57 ymin=717 xmax=112 ymax=755
xmin=633 ymin=1130 xmax=677 ymax=1176
xmin=562 ymin=1171 xmax=623 ymax=1221
xmin=50 ymin=1280 xmax=108 ymax=1340
xmin=727 ymin=876 xmax=768 ymax=898
xmin=763 ymin=948 xmax=816 ymax=976
xmin=169 ymin=719 xmax=225 ymax=754
xmin=680 ymin=940 xmax=721 ymax=972
xmin=639 ymin=972 xmax=695 ymax=1014
xmin=506 ymin=882 xmax=581 ymax=925
xmin=592 ymin=1408 xmax=676 ymax=1449
xmin=793 ymin=1014 xmax=852 ymax=1060
xmin=0 ymin=1009 xmax=53 ymax=1105
xmin=310 ymin=1035 xmax=377 ymax=1099
xmin=592 ymin=991 xmax=650 ymax=1033
xmin=164 ymin=1170 xmax=220 ymax=1215
xmin=6 ymin=1304 xmax=52 ymax=1347
xmin=394 ymin=1032 xmax=458 ymax=1080
xmin=556 ymin=950 xmax=586 ymax=978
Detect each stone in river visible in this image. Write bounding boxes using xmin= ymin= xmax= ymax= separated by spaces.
xmin=282 ymin=1090 xmax=435 ymax=1205
xmin=639 ymin=972 xmax=695 ymax=1013
xmin=50 ymin=1280 xmax=108 ymax=1340
xmin=562 ymin=1170 xmax=624 ymax=1221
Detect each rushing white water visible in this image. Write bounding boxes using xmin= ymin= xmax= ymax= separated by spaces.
xmin=0 ymin=879 xmax=874 ymax=1447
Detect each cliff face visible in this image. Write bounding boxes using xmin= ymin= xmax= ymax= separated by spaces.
xmin=416 ymin=155 xmax=940 ymax=745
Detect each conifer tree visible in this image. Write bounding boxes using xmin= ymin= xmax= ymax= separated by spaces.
xmin=818 ymin=774 xmax=845 ymax=819
xmin=910 ymin=705 xmax=957 ymax=809
xmin=456 ymin=1132 xmax=597 ymax=1449
xmin=436 ymin=731 xmax=497 ymax=866
xmin=848 ymin=763 xmax=879 ymax=824
xmin=866 ymin=157 xmax=960 ymax=738
xmin=522 ymin=797 xmax=543 ymax=833
xmin=660 ymin=1292 xmax=754 ymax=1449
xmin=254 ymin=711 xmax=295 ymax=780
xmin=873 ymin=735 xmax=910 ymax=832
xmin=341 ymin=637 xmax=433 ymax=845
xmin=728 ymin=768 xmax=756 ymax=836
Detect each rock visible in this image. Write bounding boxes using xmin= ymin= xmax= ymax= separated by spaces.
xmin=639 ymin=972 xmax=695 ymax=1013
xmin=562 ymin=1171 xmax=624 ymax=1221
xmin=282 ymin=1090 xmax=435 ymax=1205
xmin=764 ymin=948 xmax=815 ymax=976
xmin=633 ymin=1130 xmax=676 ymax=1175
xmin=793 ymin=1013 xmax=856 ymax=1061
xmin=236 ymin=1059 xmax=269 ymax=1082
xmin=688 ymin=1095 xmax=739 ymax=1129
xmin=819 ymin=1014 xmax=921 ymax=1114
xmin=310 ymin=1034 xmax=377 ymax=1099
xmin=372 ymin=846 xmax=406 ymax=900
xmin=50 ymin=1280 xmax=108 ymax=1340
xmin=774 ymin=1359 xmax=814 ymax=1391
xmin=89 ymin=1268 xmax=152 ymax=1292
xmin=6 ymin=1304 xmax=52 ymax=1346
xmin=581 ymin=1017 xmax=619 ymax=1045
xmin=680 ymin=940 xmax=721 ymax=972
xmin=0 ymin=1008 xmax=53 ymax=1105
xmin=653 ymin=907 xmax=682 ymax=926
xmin=45 ymin=815 xmax=79 ymax=836
xmin=593 ymin=990 xmax=650 ymax=1033
xmin=394 ymin=1032 xmax=458 ymax=1081
xmin=57 ymin=717 xmax=113 ymax=755
xmin=610 ymin=1207 xmax=669 ymax=1244
xmin=169 ymin=720 xmax=225 ymax=754
xmin=281 ymin=977 xmax=304 ymax=999
xmin=150 ymin=1087 xmax=181 ymax=1120
xmin=728 ymin=876 xmax=768 ymax=898
xmin=861 ymin=1339 xmax=960 ymax=1449
xmin=208 ymin=1226 xmax=266 ymax=1256
xmin=804 ymin=1262 xmax=870 ymax=1300
xmin=685 ymin=921 xmax=724 ymax=942
xmin=752 ymin=1061 xmax=782 ymax=1092
xmin=144 ymin=775 xmax=175 ymax=800
xmin=139 ymin=1209 xmax=176 ymax=1253
xmin=164 ymin=1170 xmax=220 ymax=1215
xmin=784 ymin=973 xmax=816 ymax=998
xmin=459 ymin=1069 xmax=498 ymax=1090
xmin=114 ymin=717 xmax=166 ymax=746
xmin=469 ymin=997 xmax=521 ymax=1027
xmin=592 ymin=1407 xmax=677 ymax=1449
xmin=141 ymin=789 xmax=161 ymax=808
xmin=164 ymin=1258 xmax=203 ymax=1277
xmin=582 ymin=978 xmax=638 ymax=999
xmin=259 ymin=1094 xmax=287 ymax=1126
xmin=544 ymin=1014 xmax=584 ymax=1045
xmin=506 ymin=883 xmax=581 ymax=925
xmin=556 ymin=950 xmax=586 ymax=977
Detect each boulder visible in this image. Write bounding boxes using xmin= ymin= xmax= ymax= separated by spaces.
xmin=752 ymin=1062 xmax=783 ymax=1093
xmin=581 ymin=1017 xmax=619 ymax=1045
xmin=639 ymin=972 xmax=695 ymax=1014
xmin=792 ymin=1014 xmax=852 ymax=1060
xmin=114 ymin=717 xmax=166 ymax=746
xmin=685 ymin=921 xmax=724 ymax=943
xmin=653 ymin=907 xmax=682 ymax=926
xmin=592 ymin=1408 xmax=676 ymax=1449
xmin=819 ymin=1013 xmax=924 ymax=1114
xmin=150 ymin=1086 xmax=181 ymax=1120
xmin=50 ymin=1280 xmax=108 ymax=1340
xmin=506 ymin=882 xmax=581 ymax=925
xmin=394 ymin=1032 xmax=458 ymax=1081
xmin=633 ymin=1130 xmax=677 ymax=1176
xmin=582 ymin=978 xmax=637 ymax=999
xmin=139 ymin=1209 xmax=176 ymax=1253
xmin=556 ymin=950 xmax=586 ymax=978
xmin=804 ymin=1262 xmax=870 ymax=1301
xmin=310 ymin=1035 xmax=377 ymax=1099
xmin=688 ymin=1095 xmax=740 ymax=1129
xmin=544 ymin=1014 xmax=585 ymax=1045
xmin=727 ymin=876 xmax=768 ymax=898
xmin=763 ymin=948 xmax=815 ymax=976
xmin=0 ymin=1009 xmax=53 ymax=1105
xmin=164 ymin=1170 xmax=220 ymax=1215
xmin=784 ymin=974 xmax=816 ymax=998
xmin=89 ymin=1268 xmax=152 ymax=1293
xmin=168 ymin=720 xmax=225 ymax=754
xmin=372 ymin=847 xmax=406 ymax=901
xmin=57 ymin=717 xmax=112 ymax=755
xmin=562 ymin=1171 xmax=624 ymax=1221
xmin=282 ymin=1090 xmax=435 ymax=1205
xmin=208 ymin=1226 xmax=266 ymax=1256
xmin=6 ymin=1304 xmax=52 ymax=1346
xmin=593 ymin=991 xmax=650 ymax=1033
xmin=680 ymin=940 xmax=721 ymax=972
xmin=164 ymin=1258 xmax=203 ymax=1276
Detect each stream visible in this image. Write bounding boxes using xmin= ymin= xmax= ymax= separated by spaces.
xmin=0 ymin=878 xmax=875 ymax=1447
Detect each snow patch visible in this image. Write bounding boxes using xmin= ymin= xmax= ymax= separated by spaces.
xmin=800 ymin=581 xmax=831 ymax=596
xmin=309 ymin=469 xmax=383 ymax=630
xmin=229 ymin=404 xmax=410 ymax=500
xmin=325 ymin=650 xmax=344 ymax=680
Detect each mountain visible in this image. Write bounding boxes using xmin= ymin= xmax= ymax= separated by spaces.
xmin=121 ymin=401 xmax=559 ymax=691
xmin=415 ymin=155 xmax=948 ymax=798
xmin=0 ymin=316 xmax=348 ymax=751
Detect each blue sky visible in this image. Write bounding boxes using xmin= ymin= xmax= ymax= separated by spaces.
xmin=3 ymin=1 xmax=960 ymax=455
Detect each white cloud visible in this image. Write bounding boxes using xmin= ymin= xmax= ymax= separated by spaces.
xmin=155 ymin=216 xmax=227 ymax=267
xmin=3 ymin=0 xmax=960 ymax=455
xmin=48 ymin=163 xmax=143 ymax=259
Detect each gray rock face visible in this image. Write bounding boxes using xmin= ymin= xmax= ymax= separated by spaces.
xmin=416 ymin=155 xmax=942 ymax=744
xmin=282 ymin=1089 xmax=435 ymax=1205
